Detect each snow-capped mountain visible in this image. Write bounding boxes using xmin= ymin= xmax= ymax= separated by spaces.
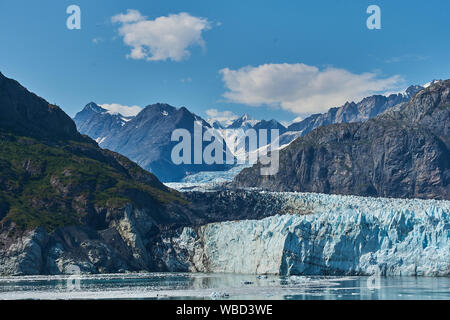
xmin=226 ymin=113 xmax=260 ymax=129
xmin=256 ymin=85 xmax=426 ymax=154
xmin=73 ymin=102 xmax=133 ymax=144
xmin=74 ymin=84 xmax=423 ymax=182
xmin=234 ymin=81 xmax=450 ymax=200
xmin=286 ymin=85 xmax=424 ymax=138
xmin=423 ymin=79 xmax=442 ymax=88
xmin=74 ymin=103 xmax=232 ymax=182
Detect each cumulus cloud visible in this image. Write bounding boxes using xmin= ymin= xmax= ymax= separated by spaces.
xmin=205 ymin=109 xmax=238 ymax=126
xmin=100 ymin=103 xmax=142 ymax=117
xmin=220 ymin=63 xmax=403 ymax=114
xmin=111 ymin=10 xmax=211 ymax=62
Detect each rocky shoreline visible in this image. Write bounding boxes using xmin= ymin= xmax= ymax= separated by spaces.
xmin=2 ymin=190 xmax=449 ymax=277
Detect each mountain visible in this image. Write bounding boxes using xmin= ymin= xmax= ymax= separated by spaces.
xmin=74 ymin=103 xmax=232 ymax=182
xmin=226 ymin=113 xmax=260 ymax=129
xmin=1 ymin=72 xmax=448 ymax=277
xmin=0 ymin=72 xmax=270 ymax=275
xmin=208 ymin=119 xmax=224 ymax=129
xmin=278 ymin=86 xmax=424 ymax=146
xmin=72 ymin=102 xmax=132 ymax=144
xmin=213 ymin=115 xmax=287 ymax=162
xmin=0 ymin=72 xmax=197 ymax=274
xmin=233 ymin=81 xmax=450 ymax=200
xmin=0 ymin=73 xmax=81 ymax=141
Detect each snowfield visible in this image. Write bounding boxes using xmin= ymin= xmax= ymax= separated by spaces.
xmin=168 ymin=191 xmax=450 ymax=276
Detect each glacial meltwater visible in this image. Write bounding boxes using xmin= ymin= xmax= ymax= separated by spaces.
xmin=0 ymin=273 xmax=448 ymax=300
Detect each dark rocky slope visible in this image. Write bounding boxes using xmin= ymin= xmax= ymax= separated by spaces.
xmin=233 ymin=81 xmax=450 ymax=200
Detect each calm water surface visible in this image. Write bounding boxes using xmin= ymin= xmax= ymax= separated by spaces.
xmin=0 ymin=273 xmax=448 ymax=300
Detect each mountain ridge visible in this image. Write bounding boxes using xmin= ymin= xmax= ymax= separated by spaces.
xmin=233 ymin=81 xmax=450 ymax=200
xmin=75 ymin=102 xmax=232 ymax=181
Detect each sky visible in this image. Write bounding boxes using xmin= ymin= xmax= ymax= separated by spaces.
xmin=1 ymin=0 xmax=449 ymax=125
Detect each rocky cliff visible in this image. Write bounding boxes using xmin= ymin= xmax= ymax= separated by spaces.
xmin=233 ymin=81 xmax=450 ymax=200
xmin=286 ymin=85 xmax=423 ymax=136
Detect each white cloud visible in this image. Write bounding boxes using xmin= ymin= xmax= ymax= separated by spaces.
xmin=100 ymin=103 xmax=142 ymax=117
xmin=220 ymin=63 xmax=404 ymax=114
xmin=205 ymin=109 xmax=238 ymax=126
xmin=112 ymin=10 xmax=211 ymax=62
xmin=111 ymin=9 xmax=146 ymax=24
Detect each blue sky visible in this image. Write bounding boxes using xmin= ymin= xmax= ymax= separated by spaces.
xmin=1 ymin=0 xmax=449 ymax=124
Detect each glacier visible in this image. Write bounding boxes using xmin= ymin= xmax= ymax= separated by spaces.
xmin=166 ymin=191 xmax=450 ymax=276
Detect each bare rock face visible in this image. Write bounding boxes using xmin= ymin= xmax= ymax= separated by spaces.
xmin=0 ymin=226 xmax=48 ymax=275
xmin=286 ymin=85 xmax=422 ymax=136
xmin=1 ymin=204 xmax=181 ymax=275
xmin=233 ymin=81 xmax=450 ymax=200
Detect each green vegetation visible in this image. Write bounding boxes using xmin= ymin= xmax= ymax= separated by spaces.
xmin=0 ymin=131 xmax=185 ymax=232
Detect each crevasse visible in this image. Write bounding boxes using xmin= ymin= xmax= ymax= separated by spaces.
xmin=172 ymin=192 xmax=450 ymax=276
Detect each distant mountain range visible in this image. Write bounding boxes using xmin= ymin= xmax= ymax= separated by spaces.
xmin=74 ymin=85 xmax=427 ymax=182
xmin=209 ymin=114 xmax=287 ymax=162
xmin=233 ymin=81 xmax=450 ymax=200
xmin=74 ymin=103 xmax=233 ymax=182
xmin=74 ymin=104 xmax=289 ymax=180
xmin=276 ymin=85 xmax=425 ymax=147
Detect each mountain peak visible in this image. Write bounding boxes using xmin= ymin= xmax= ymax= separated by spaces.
xmin=83 ymin=102 xmax=106 ymax=114
xmin=405 ymin=85 xmax=424 ymax=98
xmin=423 ymin=79 xmax=442 ymax=88
xmin=227 ymin=113 xmax=260 ymax=129
xmin=139 ymin=103 xmax=177 ymax=118
xmin=0 ymin=71 xmax=81 ymax=141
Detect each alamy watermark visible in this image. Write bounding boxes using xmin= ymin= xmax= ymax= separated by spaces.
xmin=171 ymin=121 xmax=280 ymax=175
xmin=367 ymin=5 xmax=381 ymax=30
xmin=66 ymin=5 xmax=380 ymax=31
xmin=66 ymin=5 xmax=81 ymax=30
xmin=66 ymin=265 xmax=81 ymax=291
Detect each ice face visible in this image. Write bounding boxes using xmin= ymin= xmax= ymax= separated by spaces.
xmin=171 ymin=192 xmax=450 ymax=276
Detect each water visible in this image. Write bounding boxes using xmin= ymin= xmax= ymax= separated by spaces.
xmin=0 ymin=273 xmax=448 ymax=300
